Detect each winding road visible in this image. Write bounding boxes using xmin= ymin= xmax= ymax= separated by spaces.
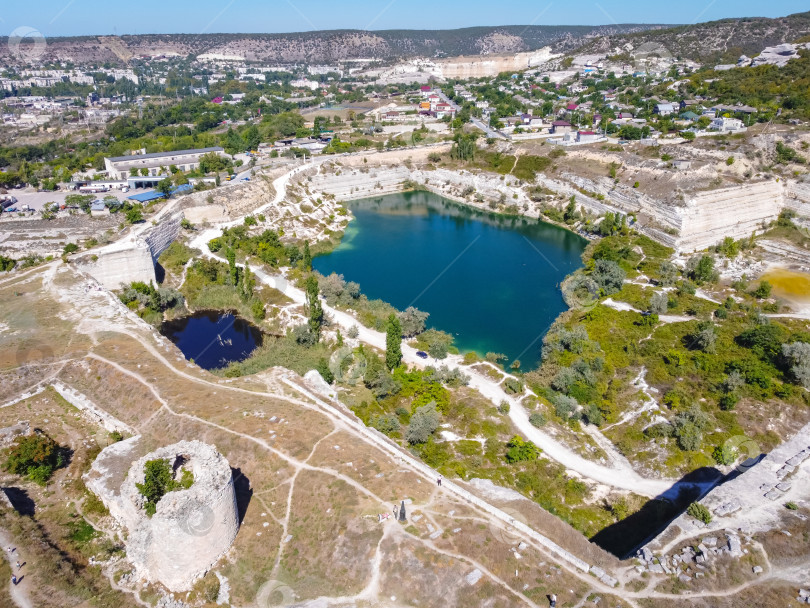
xmin=186 ymin=162 xmax=689 ymax=498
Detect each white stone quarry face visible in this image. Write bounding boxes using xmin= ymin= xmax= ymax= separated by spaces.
xmin=101 ymin=439 xmax=240 ymax=592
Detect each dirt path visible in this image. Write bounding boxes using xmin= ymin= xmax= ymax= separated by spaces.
xmin=0 ymin=528 xmax=33 ymax=608
xmin=188 ymin=223 xmax=676 ymax=496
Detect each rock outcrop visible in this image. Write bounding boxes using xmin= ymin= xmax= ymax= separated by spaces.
xmin=86 ymin=439 xmax=239 ymax=592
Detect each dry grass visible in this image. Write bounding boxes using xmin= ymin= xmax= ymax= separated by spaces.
xmin=279 ymin=470 xmax=381 ymax=600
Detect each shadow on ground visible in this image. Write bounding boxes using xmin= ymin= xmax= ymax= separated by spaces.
xmin=590 ymin=466 xmax=724 ymax=558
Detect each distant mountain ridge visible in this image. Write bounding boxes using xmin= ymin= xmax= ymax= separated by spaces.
xmin=576 ymin=11 xmax=810 ymax=63
xmin=1 ymin=12 xmax=808 ymax=67
xmin=0 ymin=24 xmax=664 ymax=65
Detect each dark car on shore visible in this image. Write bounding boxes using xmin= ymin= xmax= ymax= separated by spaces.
xmin=416 ymin=351 xmax=428 ymax=359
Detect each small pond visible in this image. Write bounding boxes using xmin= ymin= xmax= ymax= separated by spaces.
xmin=160 ymin=311 xmax=263 ymax=370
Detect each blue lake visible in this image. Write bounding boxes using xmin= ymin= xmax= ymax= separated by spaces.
xmin=160 ymin=311 xmax=263 ymax=370
xmin=313 ymin=191 xmax=587 ymax=369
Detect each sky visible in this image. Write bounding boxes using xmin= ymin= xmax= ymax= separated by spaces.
xmin=2 ymin=0 xmax=807 ymax=37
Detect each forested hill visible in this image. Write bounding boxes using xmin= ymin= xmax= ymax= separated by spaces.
xmin=575 ymin=11 xmax=810 ymax=64
xmin=0 ymin=24 xmax=664 ymax=66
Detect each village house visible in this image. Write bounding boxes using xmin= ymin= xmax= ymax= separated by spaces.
xmin=551 ymin=120 xmax=572 ymax=134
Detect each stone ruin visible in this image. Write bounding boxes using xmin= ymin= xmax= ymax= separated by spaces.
xmin=85 ymin=438 xmax=239 ymax=592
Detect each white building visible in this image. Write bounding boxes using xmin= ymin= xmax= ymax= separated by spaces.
xmin=710 ymin=117 xmax=745 ymax=133
xmin=103 ymin=147 xmax=228 ymax=180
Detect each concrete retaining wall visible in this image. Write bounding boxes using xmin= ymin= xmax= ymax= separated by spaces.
xmin=78 ymin=239 xmax=156 ymax=290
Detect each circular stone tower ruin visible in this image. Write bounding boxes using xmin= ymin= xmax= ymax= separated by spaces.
xmin=91 ymin=439 xmax=239 ymax=592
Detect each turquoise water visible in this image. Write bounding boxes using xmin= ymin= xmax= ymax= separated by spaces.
xmin=313 ymin=191 xmax=587 ymax=369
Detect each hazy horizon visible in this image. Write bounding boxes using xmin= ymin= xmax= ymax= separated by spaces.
xmin=2 ymin=0 xmax=807 ymax=38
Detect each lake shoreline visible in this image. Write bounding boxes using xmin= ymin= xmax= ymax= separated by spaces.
xmin=315 ymin=190 xmax=587 ymax=368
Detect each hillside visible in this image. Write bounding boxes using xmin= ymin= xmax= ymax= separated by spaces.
xmin=0 ymin=24 xmax=664 ymax=66
xmin=575 ymin=10 xmax=810 ymax=64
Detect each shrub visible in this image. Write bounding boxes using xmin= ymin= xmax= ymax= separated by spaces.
xmin=686 ymin=254 xmax=718 ymax=284
xmin=649 ymin=292 xmax=668 ymax=314
xmin=582 ymin=403 xmax=603 ymax=426
xmin=2 ymin=433 xmax=65 ymax=485
xmin=505 ymin=436 xmax=540 ymax=463
xmin=712 ymin=443 xmax=737 ymax=465
xmin=718 ymin=393 xmax=739 ymax=411
xmin=782 ymin=342 xmax=810 ymax=388
xmin=688 ymin=321 xmax=717 ymax=354
xmin=552 ymin=394 xmax=578 ymax=419
xmin=503 ymin=377 xmax=524 ymax=394
xmin=785 ymin=501 xmax=799 ymax=510
xmin=529 ymin=412 xmax=546 ymax=427
xmin=136 ymin=458 xmax=189 ymax=516
xmin=686 ymin=502 xmax=712 ymax=524
xmin=752 ymin=280 xmax=772 ymax=299
xmin=591 ymin=259 xmax=625 ymax=295
xmin=371 ymin=414 xmax=400 ymax=435
xmin=497 ymin=401 xmax=511 ymax=415
xmin=406 ymin=402 xmax=440 ymax=444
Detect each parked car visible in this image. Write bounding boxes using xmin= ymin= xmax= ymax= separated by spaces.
xmin=416 ymin=351 xmax=428 ymax=359
xmin=241 ymin=177 xmax=250 ymax=181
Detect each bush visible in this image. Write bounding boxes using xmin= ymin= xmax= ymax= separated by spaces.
xmin=686 ymin=254 xmax=718 ymax=284
xmin=688 ymin=321 xmax=717 ymax=354
xmin=2 ymin=433 xmax=65 ymax=485
xmin=371 ymin=414 xmax=400 ymax=435
xmin=552 ymin=393 xmax=578 ymax=419
xmin=591 ymin=259 xmax=625 ymax=295
xmin=782 ymin=342 xmax=810 ymax=388
xmin=712 ymin=443 xmax=737 ymax=465
xmin=752 ymin=280 xmax=772 ymax=299
xmin=649 ymin=292 xmax=668 ymax=314
xmin=582 ymin=403 xmax=603 ymax=426
xmin=505 ymin=435 xmax=540 ymax=463
xmin=63 ymin=243 xmax=79 ymax=255
xmin=529 ymin=412 xmax=546 ymax=427
xmin=406 ymin=402 xmax=440 ymax=445
xmin=686 ymin=502 xmax=712 ymax=524
xmin=503 ymin=377 xmax=523 ymax=394
xmin=135 ymin=458 xmax=191 ymax=516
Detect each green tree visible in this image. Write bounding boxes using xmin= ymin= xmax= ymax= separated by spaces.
xmin=136 ymin=458 xmax=180 ymax=517
xmin=385 ymin=314 xmax=403 ymax=370
xmin=65 ymin=193 xmax=95 ymax=214
xmin=125 ymin=207 xmax=143 ymax=224
xmin=157 ymin=177 xmax=174 ymax=197
xmin=302 ymin=241 xmax=312 ymax=270
xmin=305 ymin=275 xmax=323 ymax=338
xmin=406 ymin=402 xmax=440 ymax=444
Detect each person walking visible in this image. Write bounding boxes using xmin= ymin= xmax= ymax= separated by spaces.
xmin=437 ymin=475 xmax=442 ymax=487
xmin=549 ymin=593 xmax=557 ymax=607
xmin=11 ymin=574 xmax=17 ymax=586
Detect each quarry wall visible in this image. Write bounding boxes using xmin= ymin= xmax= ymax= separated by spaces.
xmin=144 ymin=212 xmax=183 ymax=262
xmin=310 ymin=162 xmax=805 ymax=255
xmin=675 ymin=181 xmax=782 ymax=253
xmin=77 ymin=238 xmax=156 ymax=290
xmin=433 ymin=48 xmax=557 ymax=78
